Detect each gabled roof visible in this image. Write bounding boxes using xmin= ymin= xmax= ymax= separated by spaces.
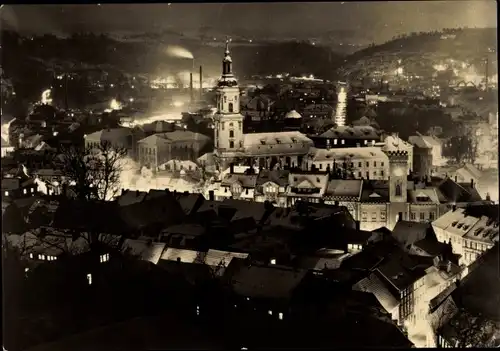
xmin=121 ymin=239 xmax=166 ymax=264
xmin=221 ymin=173 xmax=258 ymax=188
xmin=310 ymin=146 xmax=388 ymax=162
xmin=85 ymin=127 xmax=133 ymax=142
xmin=256 ymin=169 xmax=290 ymax=187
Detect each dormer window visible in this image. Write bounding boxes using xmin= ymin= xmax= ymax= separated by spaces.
xmin=260 ymin=140 xmax=266 ymax=145
xmin=451 ymin=221 xmax=458 ymax=227
xmin=316 ymin=177 xmax=320 ymax=183
xmin=275 ymin=138 xmax=281 ymax=144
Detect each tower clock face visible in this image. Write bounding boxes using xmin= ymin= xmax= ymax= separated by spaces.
xmin=392 ymin=167 xmax=404 ymax=177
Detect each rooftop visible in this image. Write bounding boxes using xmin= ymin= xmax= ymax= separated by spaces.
xmin=309 ymin=146 xmax=388 ymax=162
xmin=320 ymin=125 xmax=381 ymax=140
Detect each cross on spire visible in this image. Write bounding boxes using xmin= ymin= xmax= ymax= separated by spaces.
xmin=225 ymin=37 xmax=231 ymax=55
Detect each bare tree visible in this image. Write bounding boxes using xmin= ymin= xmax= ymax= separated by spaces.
xmin=432 ymin=300 xmax=499 ymax=348
xmin=58 ymin=141 xmax=127 ymax=201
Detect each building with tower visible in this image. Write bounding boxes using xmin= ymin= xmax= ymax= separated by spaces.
xmin=334 ymin=82 xmax=348 ymax=127
xmin=213 ymin=40 xmax=313 ymax=171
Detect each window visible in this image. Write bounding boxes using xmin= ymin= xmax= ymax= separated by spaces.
xmin=224 ymin=96 xmax=227 ymax=103
xmin=238 ymin=121 xmax=242 ymax=130
xmin=358 ymin=171 xmax=362 ymax=178
xmin=358 ymin=162 xmax=362 ymax=167
xmin=229 ymin=130 xmax=234 ymax=138
xmin=341 ymin=139 xmax=345 ymax=145
xmin=373 ymin=171 xmax=377 ymax=177
xmin=222 ymin=122 xmax=225 ymax=130
xmin=371 ymin=212 xmax=377 ymax=221
xmin=268 ymin=310 xmax=273 ymax=315
xmin=25 ymin=267 xmax=29 ymax=273
xmin=381 ymin=170 xmax=384 ymax=177
xmin=366 ymin=171 xmax=369 ymax=178
xmin=362 ymin=212 xmax=368 ymax=221
xmin=270 ymin=258 xmax=276 ymax=265
xmin=420 ymin=212 xmax=425 ymax=221
xmin=87 ymin=273 xmax=92 ymax=285
xmin=429 ymin=212 xmax=435 ymax=220
xmin=380 ymin=211 xmax=386 ymax=221
xmin=410 ymin=212 xmax=416 ymax=220
xmin=334 ymin=139 xmax=338 ymax=145
xmin=279 ymin=312 xmax=284 ymax=320
xmin=29 ymin=253 xmax=33 ymax=259
xmin=229 ymin=141 xmax=234 ymax=148
xmin=374 ymin=161 xmax=377 ymax=167
xmin=319 ymin=163 xmax=322 ymax=169
xmin=366 ymin=162 xmax=369 ymax=167
xmin=4 ymin=191 xmax=9 ymax=196
xmin=196 ymin=305 xmax=200 ymax=316
xmin=100 ymin=253 xmax=110 ymax=263
xmin=229 ymin=103 xmax=234 ymax=112
xmin=395 ymin=183 xmax=402 ymax=196
xmin=23 ymin=189 xmax=27 ymax=194
xmin=364 ymin=140 xmax=367 ymax=145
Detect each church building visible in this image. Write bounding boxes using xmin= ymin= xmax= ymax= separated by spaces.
xmin=213 ymin=41 xmax=313 ymax=170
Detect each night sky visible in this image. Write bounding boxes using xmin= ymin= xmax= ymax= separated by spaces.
xmin=1 ymin=1 xmax=497 ymax=42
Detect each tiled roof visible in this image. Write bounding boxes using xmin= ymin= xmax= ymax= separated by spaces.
xmin=392 ymin=221 xmax=432 ymax=247
xmin=320 ymin=125 xmax=381 ymax=139
xmin=85 ymin=127 xmax=133 ymax=142
xmin=221 ymin=173 xmax=258 ymax=188
xmin=325 ymin=179 xmax=363 ymax=199
xmin=353 ymin=273 xmax=400 ymax=312
xmin=116 ymin=190 xmax=148 ymax=207
xmin=413 ymin=238 xmax=450 ymax=257
xmin=138 ymin=130 xmax=211 ymax=145
xmin=407 ymin=188 xmax=441 ymax=203
xmin=287 ymin=172 xmax=329 ymax=198
xmin=256 ymin=169 xmax=290 ymax=187
xmin=231 ymin=265 xmax=307 ymax=299
xmin=309 ymin=146 xmax=388 ymax=162
xmin=121 ymin=239 xmax=166 ymax=264
xmin=243 ymin=131 xmax=313 ymax=156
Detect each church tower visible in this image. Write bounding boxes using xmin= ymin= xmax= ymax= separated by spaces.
xmin=388 ymin=150 xmax=408 ymax=203
xmin=213 ymin=39 xmax=245 ymax=168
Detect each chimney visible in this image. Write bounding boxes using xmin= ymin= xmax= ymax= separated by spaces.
xmin=486 ymin=193 xmax=491 ymax=201
xmin=230 ymin=163 xmax=235 ymax=174
xmin=398 ymin=212 xmax=403 ymax=222
xmin=452 ymin=204 xmax=457 ymax=211
xmin=199 ymin=65 xmax=203 ymax=100
xmin=446 ymin=260 xmax=452 ymax=273
xmin=208 ymin=190 xmax=215 ymax=201
xmin=135 ymin=190 xmax=140 ymax=197
xmin=189 ymin=72 xmax=194 ymax=103
xmin=470 ymin=178 xmax=474 ymax=188
xmin=355 ymin=220 xmax=360 ymax=231
xmin=121 ymin=188 xmax=126 ymax=196
xmin=454 ymin=175 xmax=458 ymax=183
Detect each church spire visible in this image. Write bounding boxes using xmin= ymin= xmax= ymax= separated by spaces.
xmin=222 ymin=37 xmax=233 ymax=76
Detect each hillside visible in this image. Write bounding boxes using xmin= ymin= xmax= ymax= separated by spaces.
xmin=339 ymin=28 xmax=497 ymax=82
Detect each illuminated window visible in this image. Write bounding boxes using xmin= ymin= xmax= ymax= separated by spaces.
xmin=279 ymin=312 xmax=284 ymax=320
xmin=380 ymin=211 xmax=387 ymax=221
xmin=364 ymin=140 xmax=367 ymax=145
xmin=87 ymin=273 xmax=92 ymax=285
xmin=100 ymin=253 xmax=109 ymax=263
xmin=29 ymin=253 xmax=33 ymax=259
xmin=196 ymin=305 xmax=200 ymax=316
xmin=334 ymin=139 xmax=338 ymax=145
xmin=268 ymin=310 xmax=273 ymax=315
xmin=31 ymin=188 xmax=34 ymax=193
xmin=25 ymin=268 xmax=29 ymax=273
xmin=270 ymin=258 xmax=276 ymax=265
xmin=341 ymin=139 xmax=345 ymax=145
xmin=23 ymin=189 xmax=27 ymax=194
xmin=4 ymin=191 xmax=8 ymax=196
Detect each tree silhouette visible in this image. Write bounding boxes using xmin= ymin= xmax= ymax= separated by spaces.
xmin=57 ymin=141 xmax=127 ymax=201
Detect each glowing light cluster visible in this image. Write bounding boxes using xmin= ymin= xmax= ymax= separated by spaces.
xmin=335 ymin=86 xmax=347 ymax=127
xmin=165 ymin=45 xmax=194 ymax=60
xmin=109 ymin=99 xmax=122 ymax=111
xmin=41 ymin=89 xmax=52 ymax=105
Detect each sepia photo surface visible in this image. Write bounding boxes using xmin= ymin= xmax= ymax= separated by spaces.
xmin=1 ymin=2 xmax=499 ymax=350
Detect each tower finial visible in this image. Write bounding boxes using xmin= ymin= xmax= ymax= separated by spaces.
xmin=225 ymin=37 xmax=230 ymax=55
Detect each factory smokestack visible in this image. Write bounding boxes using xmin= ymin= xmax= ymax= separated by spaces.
xmin=199 ymin=65 xmax=203 ymax=101
xmin=189 ymin=73 xmax=194 ymax=103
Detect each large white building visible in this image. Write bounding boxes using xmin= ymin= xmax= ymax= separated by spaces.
xmin=431 ymin=205 xmax=499 ymax=267
xmin=213 ymin=41 xmax=313 ymax=170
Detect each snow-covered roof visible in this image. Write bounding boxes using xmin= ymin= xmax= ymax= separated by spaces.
xmin=287 ymin=172 xmax=329 ymax=198
xmin=320 ymin=125 xmax=381 ymax=139
xmin=309 ymin=146 xmax=388 ymax=162
xmin=383 ymin=134 xmax=413 ymax=152
xmin=243 ymin=131 xmax=313 ymax=157
xmin=284 ymin=110 xmax=302 ymax=119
